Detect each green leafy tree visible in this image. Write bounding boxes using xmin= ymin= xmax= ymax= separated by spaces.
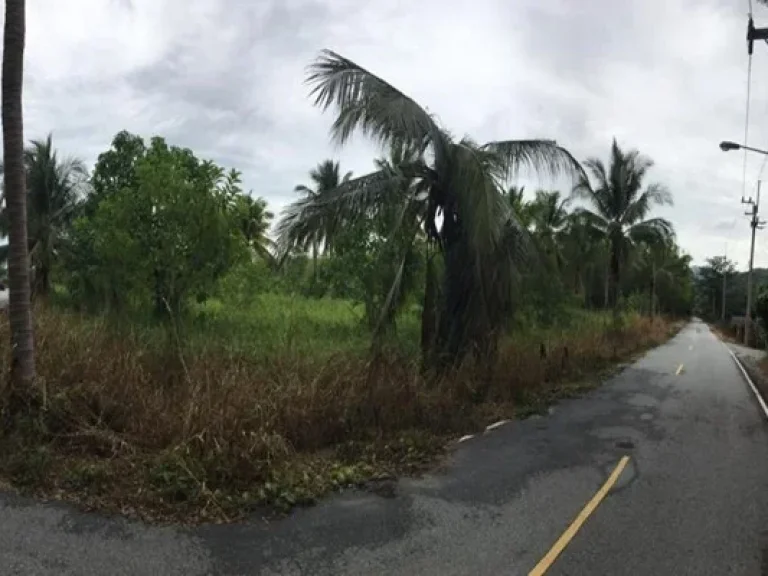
xmin=754 ymin=286 xmax=768 ymax=334
xmin=694 ymin=255 xmax=737 ymax=320
xmin=630 ymin=239 xmax=692 ymax=317
xmin=89 ymin=130 xmax=146 ymax=207
xmin=572 ymin=138 xmax=673 ymax=313
xmin=277 ymin=50 xmax=584 ymax=368
xmin=69 ymin=134 xmax=247 ymax=319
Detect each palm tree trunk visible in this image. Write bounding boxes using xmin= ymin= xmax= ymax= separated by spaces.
xmin=311 ymin=239 xmax=318 ymax=285
xmin=3 ymin=0 xmax=35 ymax=386
xmin=420 ymin=251 xmax=437 ymax=369
xmin=609 ymin=244 xmax=620 ymax=314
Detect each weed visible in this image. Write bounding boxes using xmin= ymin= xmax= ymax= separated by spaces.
xmin=0 ymin=304 xmax=678 ymax=524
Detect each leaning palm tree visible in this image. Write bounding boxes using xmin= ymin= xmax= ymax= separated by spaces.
xmin=572 ymin=138 xmax=673 ymax=312
xmin=2 ymin=0 xmax=35 ymax=385
xmin=368 ymin=139 xmax=424 ymax=337
xmin=294 ymin=159 xmax=352 ymax=279
xmin=277 ymin=50 xmax=584 ymax=368
xmin=0 ymin=134 xmax=89 ymax=297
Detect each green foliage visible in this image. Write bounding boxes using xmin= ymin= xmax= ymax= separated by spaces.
xmin=0 ymin=49 xmax=700 ymax=526
xmin=755 ymin=286 xmax=768 ymax=330
xmin=0 ymin=134 xmax=89 ymax=296
xmin=232 ymin=194 xmax=274 ymax=264
xmin=278 ymin=50 xmax=586 ymax=368
xmin=572 ymin=138 xmax=674 ymax=310
xmin=62 ymin=132 xmax=258 ymax=319
xmin=12 ymin=57 xmax=691 ymax=375
xmin=693 ymin=256 xmax=738 ymax=320
xmin=191 ymin=291 xmax=420 ymax=358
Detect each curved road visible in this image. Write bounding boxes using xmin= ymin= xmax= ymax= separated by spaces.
xmin=3 ymin=320 xmax=768 ymax=575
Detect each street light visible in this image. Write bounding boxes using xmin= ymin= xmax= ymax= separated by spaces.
xmin=719 ymin=140 xmax=768 ymax=155
xmin=719 ymin=139 xmax=768 ymax=346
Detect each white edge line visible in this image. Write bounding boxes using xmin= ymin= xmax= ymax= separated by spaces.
xmin=485 ymin=419 xmax=509 ymax=432
xmin=724 ymin=345 xmax=768 ymax=419
xmin=457 ymin=434 xmax=474 ymax=443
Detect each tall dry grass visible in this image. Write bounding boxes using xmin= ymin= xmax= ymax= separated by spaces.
xmin=0 ymin=306 xmax=676 ymax=522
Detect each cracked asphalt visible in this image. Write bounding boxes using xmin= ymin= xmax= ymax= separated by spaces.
xmin=2 ymin=319 xmax=767 ymax=575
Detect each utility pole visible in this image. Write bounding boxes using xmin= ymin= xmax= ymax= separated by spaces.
xmin=743 ymin=181 xmax=766 ymax=346
xmin=721 ymin=260 xmax=727 ymax=322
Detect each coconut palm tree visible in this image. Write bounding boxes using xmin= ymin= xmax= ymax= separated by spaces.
xmin=25 ymin=135 xmax=87 ymax=296
xmin=528 ymin=190 xmax=570 ymax=269
xmin=572 ymin=138 xmax=673 ymax=312
xmin=277 ymin=50 xmax=584 ymax=368
xmin=293 ymin=159 xmax=352 ymax=279
xmin=504 ymin=185 xmax=533 ymax=230
xmin=233 ymin=193 xmax=274 ymax=263
xmin=368 ymin=140 xmax=424 ymax=336
xmin=0 ymin=134 xmax=89 ymax=297
xmin=2 ymin=0 xmax=35 ymax=385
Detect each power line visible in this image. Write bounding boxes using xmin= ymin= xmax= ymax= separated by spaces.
xmin=743 ymin=49 xmax=754 ymax=201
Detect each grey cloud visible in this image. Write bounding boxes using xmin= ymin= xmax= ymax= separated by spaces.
xmin=23 ymin=0 xmax=768 ymax=268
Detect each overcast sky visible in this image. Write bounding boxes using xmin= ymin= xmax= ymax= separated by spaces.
xmin=19 ymin=0 xmax=768 ymax=268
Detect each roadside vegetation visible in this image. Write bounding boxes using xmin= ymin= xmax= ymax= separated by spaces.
xmin=695 ymin=255 xmax=768 ymax=346
xmin=0 ymin=50 xmax=691 ymax=523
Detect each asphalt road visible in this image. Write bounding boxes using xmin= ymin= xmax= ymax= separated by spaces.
xmin=2 ymin=319 xmax=767 ymax=575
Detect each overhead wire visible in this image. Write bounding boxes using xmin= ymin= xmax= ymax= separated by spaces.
xmin=744 ymin=47 xmax=753 ymax=200
xmin=746 ymin=0 xmax=756 ymax=196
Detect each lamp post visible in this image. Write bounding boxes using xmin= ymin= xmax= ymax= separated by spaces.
xmin=720 ymin=140 xmax=768 ymax=345
xmin=719 ymin=141 xmax=768 ymax=155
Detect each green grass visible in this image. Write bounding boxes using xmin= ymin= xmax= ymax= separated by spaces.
xmin=186 ymin=293 xmax=421 ymax=358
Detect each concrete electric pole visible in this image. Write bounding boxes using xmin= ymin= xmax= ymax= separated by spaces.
xmin=744 ymin=181 xmax=766 ymax=346
xmin=721 ymin=254 xmax=727 ymax=322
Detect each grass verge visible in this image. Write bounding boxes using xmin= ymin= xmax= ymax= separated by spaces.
xmin=0 ymin=307 xmax=682 ymax=525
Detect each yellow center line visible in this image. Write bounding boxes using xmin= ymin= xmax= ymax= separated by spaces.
xmin=675 ymin=363 xmax=684 ymax=376
xmin=529 ymin=456 xmax=630 ymax=576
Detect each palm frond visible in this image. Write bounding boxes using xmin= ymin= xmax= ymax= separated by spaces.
xmin=626 ymin=217 xmax=674 ymax=246
xmin=452 ymin=140 xmax=512 ymax=252
xmin=620 ymin=183 xmax=672 ymax=225
xmin=252 ymin=240 xmax=277 ymax=268
xmin=482 ymin=139 xmax=585 ymax=182
xmin=570 ymin=207 xmax=610 ymax=234
xmin=275 ymin=169 xmax=400 ymax=256
xmin=575 ymin=158 xmax=614 ymax=218
xmin=307 ymin=50 xmax=446 ymax=155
